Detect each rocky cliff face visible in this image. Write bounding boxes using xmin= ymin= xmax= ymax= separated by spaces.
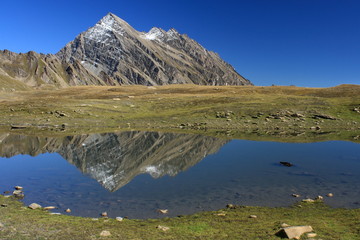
xmin=0 ymin=131 xmax=227 ymax=191
xmin=0 ymin=13 xmax=251 ymax=88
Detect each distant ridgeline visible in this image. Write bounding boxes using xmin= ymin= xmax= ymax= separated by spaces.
xmin=0 ymin=13 xmax=251 ymax=89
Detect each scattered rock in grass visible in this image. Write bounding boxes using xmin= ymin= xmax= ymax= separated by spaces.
xmin=14 ymin=186 xmax=23 ymax=190
xmin=101 ymin=212 xmax=108 ymax=217
xmin=65 ymin=208 xmax=71 ymax=213
xmin=92 ymin=218 xmax=99 ymax=221
xmin=307 ymin=233 xmax=317 ymax=238
xmin=1 ymin=204 xmax=8 ymax=207
xmin=100 ymin=230 xmax=111 ymax=237
xmin=215 ymin=212 xmax=226 ymax=216
xmin=157 ymin=225 xmax=170 ymax=232
xmin=302 ymin=198 xmax=315 ymax=203
xmin=116 ymin=217 xmax=124 ymax=222
xmin=28 ymin=203 xmax=42 ymax=209
xmin=327 ymin=193 xmax=334 ymax=197
xmin=281 ymin=223 xmax=291 ymax=228
xmin=315 ymin=195 xmax=324 ymax=201
xmin=50 ymin=213 xmax=61 ymax=215
xmin=4 ymin=195 xmax=12 ymax=198
xmin=249 ymin=215 xmax=257 ymax=219
xmin=277 ymin=225 xmax=313 ymax=239
xmin=44 ymin=206 xmax=57 ymax=210
xmin=280 ymin=161 xmax=293 ymax=167
xmin=0 ymin=222 xmax=4 ymax=228
xmin=157 ymin=209 xmax=168 ymax=214
xmin=292 ymin=194 xmax=301 ymax=198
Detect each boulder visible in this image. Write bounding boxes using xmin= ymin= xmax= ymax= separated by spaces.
xmin=278 ymin=225 xmax=313 ymax=239
xmin=28 ymin=203 xmax=42 ymax=209
xmin=100 ymin=230 xmax=111 ymax=237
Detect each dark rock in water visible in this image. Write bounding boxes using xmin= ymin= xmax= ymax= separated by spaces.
xmin=280 ymin=161 xmax=293 ymax=167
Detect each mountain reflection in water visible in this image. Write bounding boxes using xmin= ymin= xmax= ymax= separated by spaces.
xmin=1 ymin=131 xmax=360 ymax=219
xmin=0 ymin=131 xmax=228 ymax=191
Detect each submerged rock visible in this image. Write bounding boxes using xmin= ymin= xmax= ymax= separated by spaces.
xmin=327 ymin=193 xmax=334 ymax=197
xmin=280 ymin=162 xmax=293 ymax=167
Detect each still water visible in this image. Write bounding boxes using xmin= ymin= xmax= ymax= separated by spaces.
xmin=0 ymin=131 xmax=359 ymax=219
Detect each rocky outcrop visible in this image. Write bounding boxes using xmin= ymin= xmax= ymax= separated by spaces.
xmin=0 ymin=131 xmax=227 ymax=191
xmin=0 ymin=13 xmax=252 ymax=88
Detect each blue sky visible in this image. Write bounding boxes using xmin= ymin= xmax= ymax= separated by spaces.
xmin=1 ymin=0 xmax=359 ymax=87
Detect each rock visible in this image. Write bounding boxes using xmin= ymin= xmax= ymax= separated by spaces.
xmin=12 ymin=190 xmax=24 ymax=198
xmin=302 ymin=198 xmax=315 ymax=203
xmin=3 ymin=191 xmax=11 ymax=194
xmin=14 ymin=186 xmax=23 ymax=190
xmin=327 ymin=193 xmax=334 ymax=197
xmin=100 ymin=230 xmax=111 ymax=237
xmin=44 ymin=206 xmax=57 ymax=210
xmin=249 ymin=215 xmax=257 ymax=219
xmin=101 ymin=212 xmax=108 ymax=217
xmin=1 ymin=204 xmax=8 ymax=207
xmin=28 ymin=203 xmax=42 ymax=209
xmin=292 ymin=194 xmax=301 ymax=198
xmin=0 ymin=222 xmax=4 ymax=228
xmin=278 ymin=225 xmax=313 ymax=239
xmin=313 ymin=114 xmax=336 ymax=120
xmin=50 ymin=213 xmax=61 ymax=215
xmin=157 ymin=225 xmax=170 ymax=232
xmin=280 ymin=161 xmax=293 ymax=167
xmin=116 ymin=217 xmax=124 ymax=222
xmin=307 ymin=233 xmax=317 ymax=238
xmin=215 ymin=212 xmax=226 ymax=216
xmin=157 ymin=209 xmax=168 ymax=214
xmin=315 ymin=195 xmax=324 ymax=201
xmin=65 ymin=208 xmax=71 ymax=213
xmin=281 ymin=223 xmax=291 ymax=228
xmin=226 ymin=204 xmax=236 ymax=209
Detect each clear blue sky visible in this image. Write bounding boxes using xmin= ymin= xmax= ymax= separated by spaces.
xmin=1 ymin=0 xmax=359 ymax=87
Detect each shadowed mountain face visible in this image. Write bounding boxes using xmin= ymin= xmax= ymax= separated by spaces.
xmin=0 ymin=13 xmax=251 ymax=89
xmin=0 ymin=131 xmax=227 ymax=191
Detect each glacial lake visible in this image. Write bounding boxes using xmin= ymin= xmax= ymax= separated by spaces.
xmin=0 ymin=131 xmax=360 ymax=219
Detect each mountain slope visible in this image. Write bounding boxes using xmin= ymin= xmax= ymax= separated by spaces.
xmin=57 ymin=13 xmax=251 ymax=86
xmin=0 ymin=13 xmax=252 ymax=88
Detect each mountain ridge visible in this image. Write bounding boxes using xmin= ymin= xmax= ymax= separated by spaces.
xmin=0 ymin=13 xmax=252 ymax=88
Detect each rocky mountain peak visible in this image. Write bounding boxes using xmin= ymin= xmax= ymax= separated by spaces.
xmin=0 ymin=13 xmax=252 ymax=88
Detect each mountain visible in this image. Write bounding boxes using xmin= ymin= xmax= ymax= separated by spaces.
xmin=0 ymin=13 xmax=252 ymax=88
xmin=0 ymin=131 xmax=227 ymax=191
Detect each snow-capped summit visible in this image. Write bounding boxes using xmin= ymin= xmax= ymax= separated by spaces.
xmin=0 ymin=12 xmax=252 ymax=87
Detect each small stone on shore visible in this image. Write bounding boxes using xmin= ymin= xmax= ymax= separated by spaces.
xmin=292 ymin=194 xmax=300 ymax=198
xmin=14 ymin=186 xmax=23 ymax=190
xmin=101 ymin=212 xmax=108 ymax=217
xmin=249 ymin=215 xmax=257 ymax=219
xmin=315 ymin=195 xmax=324 ymax=201
xmin=100 ymin=230 xmax=111 ymax=237
xmin=327 ymin=193 xmax=334 ymax=197
xmin=65 ymin=208 xmax=71 ymax=213
xmin=116 ymin=217 xmax=124 ymax=222
xmin=302 ymin=198 xmax=315 ymax=203
xmin=157 ymin=209 xmax=168 ymax=214
xmin=44 ymin=206 xmax=57 ymax=210
xmin=28 ymin=203 xmax=42 ymax=209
